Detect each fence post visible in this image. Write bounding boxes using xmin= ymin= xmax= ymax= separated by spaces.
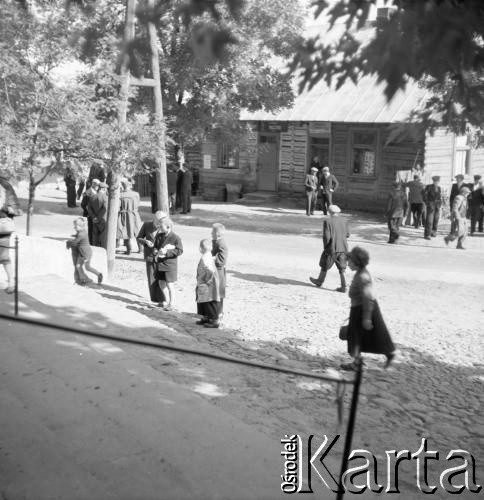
xmin=336 ymin=357 xmax=363 ymax=500
xmin=14 ymin=235 xmax=19 ymax=316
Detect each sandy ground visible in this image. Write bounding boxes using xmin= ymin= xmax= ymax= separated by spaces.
xmin=2 ymin=182 xmax=484 ymax=498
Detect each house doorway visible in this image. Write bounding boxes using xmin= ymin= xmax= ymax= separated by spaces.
xmin=309 ymin=136 xmax=330 ymax=172
xmin=257 ymin=133 xmax=279 ymax=191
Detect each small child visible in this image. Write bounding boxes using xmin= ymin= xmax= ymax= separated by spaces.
xmin=66 ymin=217 xmax=103 ymax=285
xmin=211 ymin=223 xmax=228 ymax=325
xmin=196 ymin=239 xmax=220 ymax=328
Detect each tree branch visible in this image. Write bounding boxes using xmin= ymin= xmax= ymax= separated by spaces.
xmin=34 ymin=160 xmax=56 ymax=187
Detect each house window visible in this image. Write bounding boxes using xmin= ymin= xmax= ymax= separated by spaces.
xmin=350 ymin=130 xmax=377 ymax=176
xmin=218 ymin=144 xmax=238 ymax=169
xmin=453 ymin=135 xmax=471 ymax=176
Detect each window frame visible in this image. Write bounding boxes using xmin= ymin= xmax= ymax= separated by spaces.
xmin=217 ymin=143 xmax=239 ymax=169
xmin=348 ymin=128 xmax=379 ymax=179
xmin=453 ymin=135 xmax=472 ymax=177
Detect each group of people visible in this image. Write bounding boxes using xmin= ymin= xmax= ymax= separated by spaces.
xmin=149 ymin=154 xmax=194 ymax=216
xmin=304 ymin=161 xmax=339 ymax=216
xmin=386 ymin=172 xmax=484 ymax=248
xmin=136 ymin=211 xmax=227 ymax=328
xmin=309 ymin=203 xmax=395 ymax=371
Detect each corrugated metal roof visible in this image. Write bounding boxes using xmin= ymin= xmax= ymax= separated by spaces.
xmin=240 ymin=74 xmax=429 ymax=124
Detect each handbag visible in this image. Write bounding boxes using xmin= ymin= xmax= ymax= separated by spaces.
xmin=339 ymin=325 xmax=348 ymax=341
xmin=0 ymin=217 xmax=15 ymax=235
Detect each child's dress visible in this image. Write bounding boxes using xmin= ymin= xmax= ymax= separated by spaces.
xmin=196 ymin=254 xmax=220 ymax=320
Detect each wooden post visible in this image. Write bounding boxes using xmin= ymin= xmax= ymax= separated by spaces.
xmin=147 ymin=0 xmax=169 ymax=214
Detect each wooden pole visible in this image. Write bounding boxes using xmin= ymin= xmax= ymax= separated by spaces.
xmin=147 ymin=0 xmax=169 ymax=214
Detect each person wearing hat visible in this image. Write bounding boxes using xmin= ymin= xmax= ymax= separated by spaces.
xmin=469 ymin=175 xmax=484 ymax=235
xmin=445 ymin=185 xmax=471 ymax=249
xmin=137 ymin=210 xmax=167 ymax=303
xmin=310 ymin=204 xmax=349 ymax=292
xmin=449 ymin=174 xmax=466 ymax=209
xmin=385 ymin=181 xmax=408 ymax=244
xmin=87 ymin=181 xmax=108 ymax=248
xmin=117 ymin=178 xmax=142 ymax=255
xmin=318 ymin=166 xmax=339 ymax=215
xmin=304 ymin=167 xmax=319 ymax=216
xmin=80 ymin=178 xmax=100 ymax=244
xmin=423 ymin=176 xmax=443 ymax=239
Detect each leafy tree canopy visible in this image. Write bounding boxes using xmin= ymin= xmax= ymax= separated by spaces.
xmin=291 ymin=0 xmax=484 ymax=139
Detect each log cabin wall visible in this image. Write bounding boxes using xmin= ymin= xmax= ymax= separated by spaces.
xmin=199 ymin=130 xmax=257 ymax=201
xmin=279 ymin=124 xmax=308 ymax=193
xmin=331 ymin=122 xmax=424 ymax=210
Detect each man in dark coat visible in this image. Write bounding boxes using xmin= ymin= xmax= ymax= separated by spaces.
xmin=423 ymin=176 xmax=443 ymax=239
xmin=318 ymin=166 xmax=339 ymax=215
xmin=88 ymin=182 xmax=108 ymax=248
xmin=86 ymin=161 xmax=106 ymax=189
xmin=469 ymin=176 xmax=484 ymax=235
xmin=208 ymin=223 xmax=228 ymax=327
xmin=445 ymin=186 xmax=471 ymax=249
xmin=386 ymin=181 xmax=408 ymax=244
xmin=449 ymin=174 xmax=465 ymax=209
xmin=167 ymin=166 xmax=178 ymax=215
xmin=404 ymin=175 xmax=425 ymax=228
xmin=310 ymin=204 xmax=349 ymax=292
xmin=304 ymin=167 xmax=319 ymax=216
xmin=64 ymin=161 xmax=77 ymax=208
xmin=137 ymin=210 xmax=166 ymax=303
xmin=178 ymin=165 xmax=193 ymax=214
xmin=80 ymin=178 xmax=100 ymax=244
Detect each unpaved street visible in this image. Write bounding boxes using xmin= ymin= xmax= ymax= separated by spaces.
xmin=1 ymin=185 xmax=483 ymax=499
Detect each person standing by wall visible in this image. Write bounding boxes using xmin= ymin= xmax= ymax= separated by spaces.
xmin=445 ymin=186 xmax=471 ymax=249
xmin=154 ymin=218 xmax=183 ymax=311
xmin=304 ymin=167 xmax=319 ymax=216
xmin=386 ymin=182 xmax=408 ymax=244
xmin=309 ymin=204 xmax=349 ymax=292
xmin=423 ymin=176 xmax=442 ymax=240
xmin=167 ymin=166 xmax=178 ymax=215
xmin=0 ymin=177 xmax=21 ymax=294
xmin=88 ymin=182 xmax=108 ymax=248
xmin=117 ymin=178 xmax=142 ymax=255
xmin=137 ymin=211 xmax=166 ymax=304
xmin=210 ymin=223 xmax=228 ymax=326
xmin=469 ymin=176 xmax=484 ymax=236
xmin=64 ymin=161 xmax=77 ymax=208
xmin=195 ymin=239 xmax=221 ymax=328
xmin=178 ymin=159 xmax=193 ymax=215
xmin=318 ymin=166 xmax=339 ymax=215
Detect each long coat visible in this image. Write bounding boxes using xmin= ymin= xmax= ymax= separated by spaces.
xmin=137 ymin=221 xmax=162 ymax=303
xmin=154 ymin=231 xmax=183 ymax=273
xmin=117 ymin=189 xmax=142 ymax=239
xmin=196 ymin=256 xmax=220 ymax=303
xmin=212 ymin=237 xmax=228 ymax=299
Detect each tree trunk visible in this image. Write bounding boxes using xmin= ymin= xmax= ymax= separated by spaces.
xmin=105 ymin=169 xmax=120 ymax=279
xmin=148 ymin=0 xmax=169 ymax=214
xmin=26 ymin=173 xmax=36 ymax=236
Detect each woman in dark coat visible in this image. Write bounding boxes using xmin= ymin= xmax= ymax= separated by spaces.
xmin=153 ymin=218 xmax=183 ymax=311
xmin=341 ymin=246 xmax=395 ymax=370
xmin=0 ymin=177 xmax=21 ymax=294
xmin=137 ymin=211 xmax=166 ymax=303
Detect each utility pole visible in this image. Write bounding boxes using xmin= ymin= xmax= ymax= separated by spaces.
xmin=106 ymin=0 xmax=168 ymax=277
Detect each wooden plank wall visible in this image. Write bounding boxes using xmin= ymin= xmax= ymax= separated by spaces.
xmin=331 ymin=123 xmax=424 ymax=207
xmin=424 ymin=129 xmax=454 ymax=192
xmin=279 ymin=124 xmax=308 ymax=193
xmin=199 ymin=136 xmax=257 ymax=201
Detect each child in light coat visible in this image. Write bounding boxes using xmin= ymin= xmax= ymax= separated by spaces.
xmin=195 ymin=239 xmax=220 ymax=328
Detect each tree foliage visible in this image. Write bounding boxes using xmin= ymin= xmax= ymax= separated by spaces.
xmin=291 ymin=0 xmax=484 ymax=138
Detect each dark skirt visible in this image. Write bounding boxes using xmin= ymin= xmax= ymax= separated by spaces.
xmin=197 ymin=301 xmax=219 ymax=320
xmin=347 ymin=301 xmax=395 ymax=358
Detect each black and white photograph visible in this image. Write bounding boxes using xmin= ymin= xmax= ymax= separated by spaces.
xmin=0 ymin=0 xmax=483 ymax=498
